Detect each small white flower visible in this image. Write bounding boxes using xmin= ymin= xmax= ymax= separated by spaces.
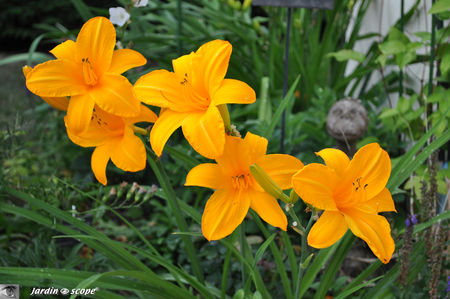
xmin=133 ymin=0 xmax=149 ymax=7
xmin=109 ymin=7 xmax=130 ymax=27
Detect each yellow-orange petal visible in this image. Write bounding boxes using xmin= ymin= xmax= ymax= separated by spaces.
xmin=108 ymin=49 xmax=147 ymax=75
xmin=65 ymin=116 xmax=109 ymax=148
xmin=257 ymin=154 xmax=304 ymax=190
xmin=360 ymin=188 xmax=396 ymax=213
xmin=41 ymin=96 xmax=69 ymax=111
xmin=249 ymin=190 xmax=287 ymax=231
xmin=202 ymin=188 xmax=251 ymax=241
xmin=134 ymin=69 xmax=184 ymax=109
xmin=90 ymin=73 xmax=140 ymax=117
xmin=50 ymin=40 xmax=77 ymax=60
xmin=123 ymin=104 xmax=158 ymax=126
xmin=213 ymin=79 xmax=256 ymax=106
xmin=194 ymin=40 xmax=232 ymax=96
xmin=307 ymin=211 xmax=348 ymax=248
xmin=22 ymin=65 xmax=32 ymax=77
xmin=91 ymin=143 xmax=111 ymax=185
xmin=291 ymin=164 xmax=339 ymax=211
xmin=26 ymin=60 xmax=86 ymax=97
xmin=345 ymin=143 xmax=391 ymax=200
xmin=66 ymin=93 xmax=95 ymax=134
xmin=185 ymin=163 xmax=224 ymax=189
xmin=343 ymin=208 xmax=395 ymax=264
xmin=110 ymin=127 xmax=146 ymax=172
xmin=76 ymin=16 xmax=115 ymax=76
xmin=243 ymin=132 xmax=268 ymax=161
xmin=315 ymin=148 xmax=350 ymax=176
xmin=216 ymin=135 xmax=251 ymax=176
xmin=182 ymin=105 xmax=225 ymax=159
xmin=150 ymin=110 xmax=188 ymax=156
xmin=172 ymin=51 xmax=194 ymax=81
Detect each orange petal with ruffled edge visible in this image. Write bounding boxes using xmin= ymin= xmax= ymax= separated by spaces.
xmin=343 ymin=208 xmax=395 ymax=264
xmin=134 ymin=69 xmax=185 ymax=110
xmin=108 ymin=49 xmax=146 ymax=75
xmin=307 ymin=211 xmax=348 ymax=248
xmin=360 ymin=188 xmax=396 ymax=213
xmin=110 ymin=127 xmax=146 ymax=172
xmin=257 ymin=154 xmax=304 ymax=190
xmin=50 ymin=40 xmax=77 ymax=61
xmin=243 ymin=132 xmax=268 ymax=161
xmin=76 ymin=16 xmax=115 ymax=76
xmin=66 ymin=93 xmax=95 ymax=134
xmin=90 ymin=73 xmax=140 ymax=117
xmin=315 ymin=148 xmax=350 ymax=176
xmin=215 ymin=135 xmax=251 ymax=176
xmin=202 ymin=188 xmax=250 ymax=241
xmin=91 ymin=143 xmax=111 ymax=185
xmin=23 ymin=65 xmax=69 ymax=111
xmin=249 ymin=190 xmax=287 ymax=231
xmin=345 ymin=143 xmax=391 ymax=201
xmin=26 ymin=60 xmax=86 ymax=97
xmin=150 ymin=110 xmax=188 ymax=156
xmin=182 ymin=105 xmax=225 ymax=159
xmin=194 ymin=40 xmax=232 ymax=96
xmin=292 ymin=164 xmax=339 ymax=211
xmin=213 ymin=79 xmax=256 ymax=106
xmin=185 ymin=163 xmax=225 ymax=189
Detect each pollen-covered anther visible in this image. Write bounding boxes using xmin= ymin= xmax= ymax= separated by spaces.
xmin=231 ymin=173 xmax=251 ymax=189
xmin=81 ymin=58 xmax=98 ymax=86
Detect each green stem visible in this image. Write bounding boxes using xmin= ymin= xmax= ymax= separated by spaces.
xmin=239 ymin=222 xmax=247 ymax=293
xmin=146 ymin=151 xmax=205 ymax=283
xmin=428 ymin=0 xmax=436 ymax=96
xmin=399 ymin=0 xmax=404 ymax=97
xmin=294 ymin=212 xmax=315 ymax=299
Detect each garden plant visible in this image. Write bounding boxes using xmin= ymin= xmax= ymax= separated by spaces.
xmin=0 ymin=0 xmax=449 ymax=298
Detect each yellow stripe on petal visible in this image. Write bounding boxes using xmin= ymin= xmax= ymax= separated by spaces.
xmin=361 ymin=188 xmax=396 ymax=213
xmin=185 ymin=163 xmax=224 ymax=189
xmin=257 ymin=154 xmax=303 ymax=190
xmin=182 ymin=105 xmax=225 ymax=159
xmin=26 ymin=60 xmax=86 ymax=97
xmin=213 ymin=79 xmax=256 ymax=106
xmin=66 ymin=94 xmax=95 ymax=134
xmin=76 ymin=17 xmax=115 ymax=76
xmin=194 ymin=40 xmax=232 ymax=96
xmin=345 ymin=143 xmax=391 ymax=200
xmin=243 ymin=132 xmax=268 ymax=161
xmin=134 ymin=69 xmax=184 ymax=109
xmin=91 ymin=73 xmax=140 ymax=117
xmin=249 ymin=190 xmax=287 ymax=231
xmin=292 ymin=164 xmax=339 ymax=211
xmin=111 ymin=127 xmax=146 ymax=172
xmin=343 ymin=208 xmax=395 ymax=264
xmin=50 ymin=40 xmax=77 ymax=61
xmin=315 ymin=148 xmax=350 ymax=176
xmin=108 ymin=49 xmax=147 ymax=75
xmin=150 ymin=110 xmax=188 ymax=156
xmin=307 ymin=211 xmax=348 ymax=248
xmin=91 ymin=143 xmax=111 ymax=185
xmin=202 ymin=188 xmax=250 ymax=241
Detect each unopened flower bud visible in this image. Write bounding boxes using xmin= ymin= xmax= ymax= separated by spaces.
xmin=242 ymin=0 xmax=252 ymax=11
xmin=289 ymin=189 xmax=299 ymax=204
xmin=250 ymin=164 xmax=289 ymax=202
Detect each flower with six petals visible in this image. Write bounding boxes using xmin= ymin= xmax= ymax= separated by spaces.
xmin=185 ymin=132 xmax=303 ymax=241
xmin=291 ymin=143 xmax=396 ymax=263
xmin=65 ymin=104 xmax=157 ymax=185
xmin=134 ymin=40 xmax=256 ymax=159
xmin=26 ymin=17 xmax=146 ymax=134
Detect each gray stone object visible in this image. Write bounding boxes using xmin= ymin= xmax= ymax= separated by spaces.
xmin=326 ymin=98 xmax=369 ymax=157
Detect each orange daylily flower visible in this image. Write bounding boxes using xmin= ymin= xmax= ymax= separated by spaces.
xmin=185 ymin=132 xmax=303 ymax=241
xmin=134 ymin=40 xmax=256 ymax=159
xmin=26 ymin=17 xmax=146 ymax=134
xmin=292 ymin=143 xmax=396 ymax=263
xmin=23 ymin=66 xmax=69 ymax=111
xmin=65 ymin=104 xmax=157 ymax=185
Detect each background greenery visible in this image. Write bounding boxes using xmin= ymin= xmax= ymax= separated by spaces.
xmin=0 ymin=0 xmax=448 ymax=298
